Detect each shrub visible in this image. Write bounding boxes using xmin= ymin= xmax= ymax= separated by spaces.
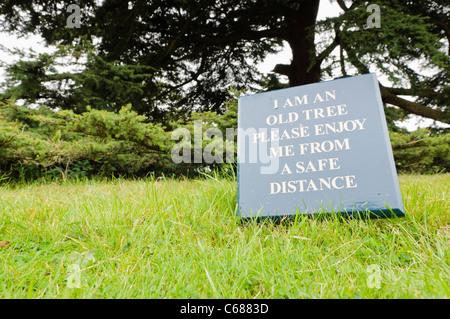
xmin=1 ymin=94 xmax=448 ymax=183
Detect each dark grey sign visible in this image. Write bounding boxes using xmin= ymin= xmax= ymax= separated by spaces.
xmin=237 ymin=73 xmax=405 ymax=218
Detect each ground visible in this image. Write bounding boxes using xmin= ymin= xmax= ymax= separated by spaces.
xmin=0 ymin=174 xmax=448 ymax=298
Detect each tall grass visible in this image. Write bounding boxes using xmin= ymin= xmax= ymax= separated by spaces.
xmin=0 ymin=173 xmax=448 ymax=298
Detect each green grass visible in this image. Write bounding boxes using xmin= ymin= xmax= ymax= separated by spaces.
xmin=0 ymin=173 xmax=448 ymax=298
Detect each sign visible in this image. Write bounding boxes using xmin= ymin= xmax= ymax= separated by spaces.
xmin=237 ymin=73 xmax=405 ymax=219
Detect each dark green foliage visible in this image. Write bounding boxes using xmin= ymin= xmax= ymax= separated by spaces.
xmin=390 ymin=129 xmax=450 ymax=174
xmin=1 ymin=0 xmax=447 ymax=124
xmin=0 ymin=100 xmax=173 ymax=181
xmin=1 ymin=95 xmax=449 ymax=183
xmin=0 ymin=0 xmax=449 ymax=180
xmin=0 ymin=92 xmax=241 ymax=181
xmin=1 ymin=41 xmax=158 ymax=116
xmin=1 ymin=0 xmax=280 ymax=116
xmin=317 ymin=0 xmax=450 ymax=123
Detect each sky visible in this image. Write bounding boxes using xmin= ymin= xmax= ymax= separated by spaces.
xmin=0 ymin=0 xmax=448 ymax=131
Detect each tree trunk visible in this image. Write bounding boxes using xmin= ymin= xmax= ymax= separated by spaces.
xmin=286 ymin=0 xmax=321 ymax=86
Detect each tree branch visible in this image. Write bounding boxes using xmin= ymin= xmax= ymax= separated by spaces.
xmin=195 ymin=28 xmax=288 ymax=45
xmin=312 ymin=36 xmax=340 ymax=71
xmin=384 ymin=87 xmax=440 ymax=98
xmin=162 ymin=49 xmax=208 ymax=93
xmin=155 ymin=0 xmax=210 ymax=65
xmin=430 ymin=18 xmax=450 ymax=54
xmin=273 ymin=64 xmax=290 ymax=76
xmin=342 ymin=46 xmax=370 ymax=74
xmin=342 ymin=43 xmax=449 ymax=123
xmin=391 ymin=138 xmax=427 ymax=150
xmin=379 ymin=84 xmax=450 ymax=124
xmin=336 ymin=0 xmax=349 ymax=12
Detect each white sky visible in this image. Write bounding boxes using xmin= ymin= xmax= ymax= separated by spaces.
xmin=0 ymin=0 xmax=448 ymax=130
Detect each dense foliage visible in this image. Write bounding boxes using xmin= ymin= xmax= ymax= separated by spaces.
xmin=0 ymin=100 xmax=172 ymax=180
xmin=1 ymin=96 xmax=448 ymax=183
xmin=0 ymin=0 xmax=449 ymax=125
xmin=0 ymin=1 xmax=449 ymax=181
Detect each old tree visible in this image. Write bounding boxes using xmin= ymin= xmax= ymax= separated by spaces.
xmin=0 ymin=0 xmax=449 ymax=125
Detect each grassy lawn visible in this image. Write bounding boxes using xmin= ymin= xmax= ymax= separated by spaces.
xmin=0 ymin=174 xmax=448 ymax=298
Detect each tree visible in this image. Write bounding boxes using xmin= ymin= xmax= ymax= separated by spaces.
xmin=322 ymin=0 xmax=450 ymax=124
xmin=0 ymin=0 xmax=449 ymax=124
xmin=0 ymin=41 xmax=156 ymax=113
